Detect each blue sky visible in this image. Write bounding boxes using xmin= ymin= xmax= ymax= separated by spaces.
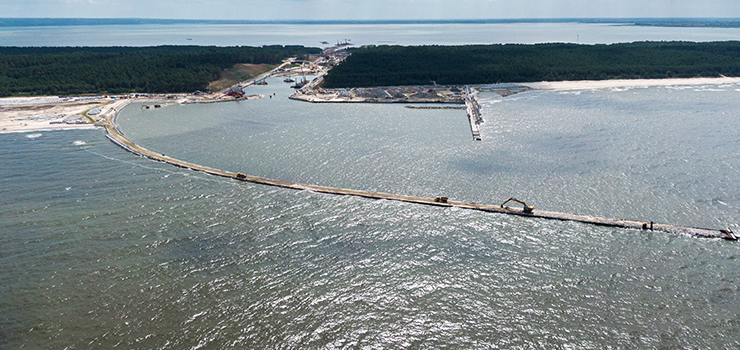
xmin=3 ymin=0 xmax=740 ymax=20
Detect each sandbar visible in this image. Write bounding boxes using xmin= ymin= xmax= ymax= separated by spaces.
xmin=521 ymin=77 xmax=740 ymax=91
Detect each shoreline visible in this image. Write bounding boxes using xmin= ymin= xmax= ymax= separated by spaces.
xmin=4 ymin=76 xmax=740 ymax=133
xmin=3 ymin=73 xmax=733 ymax=239
xmin=0 ymin=124 xmax=99 ymax=134
xmin=0 ymin=55 xmax=282 ymax=135
xmin=0 ymin=94 xmax=260 ymax=134
xmin=0 ymin=97 xmax=109 ymax=134
xmin=521 ymin=76 xmax=740 ymax=91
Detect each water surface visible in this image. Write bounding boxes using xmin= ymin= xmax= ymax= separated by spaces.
xmin=2 ymin=127 xmax=739 ymax=349
xmin=4 ymin=22 xmax=740 ymax=47
xmin=3 ymin=22 xmax=740 ymax=349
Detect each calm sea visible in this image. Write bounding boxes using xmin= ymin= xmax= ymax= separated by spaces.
xmin=3 ymin=22 xmax=740 ymax=47
xmin=2 ymin=23 xmax=740 ymax=349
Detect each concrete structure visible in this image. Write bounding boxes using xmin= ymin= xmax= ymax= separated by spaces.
xmin=463 ymin=86 xmax=482 ymax=141
xmin=99 ymin=106 xmax=736 ymax=241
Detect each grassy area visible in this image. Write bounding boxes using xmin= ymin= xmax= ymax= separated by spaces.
xmin=208 ymin=63 xmax=277 ymax=91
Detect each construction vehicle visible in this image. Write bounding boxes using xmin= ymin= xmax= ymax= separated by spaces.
xmin=226 ymin=87 xmax=245 ymax=98
xmin=500 ymin=197 xmax=534 ymax=213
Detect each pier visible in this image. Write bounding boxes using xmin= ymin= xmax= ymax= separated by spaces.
xmin=464 ymin=86 xmax=482 ymax=141
xmin=100 ymin=108 xmax=736 ymax=241
xmin=405 ymin=106 xmax=467 ymax=110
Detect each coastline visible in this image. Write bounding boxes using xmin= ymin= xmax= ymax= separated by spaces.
xmin=521 ymin=76 xmax=740 ymax=91
xmin=0 ymin=56 xmax=282 ymax=134
xmin=0 ymin=97 xmax=109 ymax=134
xmin=0 ymin=123 xmax=99 ymax=134
xmin=4 ymin=76 xmax=740 ymax=134
xmin=0 ymin=94 xmax=260 ymax=134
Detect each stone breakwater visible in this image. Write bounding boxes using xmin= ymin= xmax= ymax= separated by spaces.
xmin=289 ymin=81 xmax=531 ymax=104
xmin=99 ymin=102 xmax=737 ymax=241
xmin=290 ymin=85 xmax=467 ymax=103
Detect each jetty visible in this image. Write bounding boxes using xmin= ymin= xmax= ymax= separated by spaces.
xmin=405 ymin=106 xmax=466 ymax=110
xmin=463 ymin=86 xmax=482 ymax=141
xmin=99 ymin=107 xmax=736 ymax=241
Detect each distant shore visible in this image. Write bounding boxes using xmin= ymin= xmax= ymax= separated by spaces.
xmin=5 ymin=18 xmax=740 ymax=28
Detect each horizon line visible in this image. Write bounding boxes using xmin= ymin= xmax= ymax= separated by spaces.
xmin=3 ymin=17 xmax=740 ymax=27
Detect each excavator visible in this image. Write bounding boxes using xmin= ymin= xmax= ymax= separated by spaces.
xmin=500 ymin=197 xmax=534 ymax=213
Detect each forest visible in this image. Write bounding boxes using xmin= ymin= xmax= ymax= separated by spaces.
xmin=322 ymin=41 xmax=740 ymax=88
xmin=0 ymin=45 xmax=320 ymax=97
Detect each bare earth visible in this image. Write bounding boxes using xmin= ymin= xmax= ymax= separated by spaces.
xmin=0 ymin=98 xmax=110 ymax=133
xmin=208 ymin=63 xmax=276 ymax=92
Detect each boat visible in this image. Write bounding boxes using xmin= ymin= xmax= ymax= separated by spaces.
xmin=291 ymin=78 xmax=309 ymax=89
xmin=283 ymin=78 xmax=295 ymax=83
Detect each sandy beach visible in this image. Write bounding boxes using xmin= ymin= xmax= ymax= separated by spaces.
xmin=521 ymin=76 xmax=740 ymax=91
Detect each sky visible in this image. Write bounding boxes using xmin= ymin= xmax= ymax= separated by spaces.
xmin=2 ymin=0 xmax=740 ymax=20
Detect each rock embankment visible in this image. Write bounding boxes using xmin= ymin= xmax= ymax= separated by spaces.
xmin=290 ymin=85 xmax=467 ymax=104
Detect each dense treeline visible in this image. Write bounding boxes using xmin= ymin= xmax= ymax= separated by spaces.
xmin=0 ymin=45 xmax=320 ymax=96
xmin=322 ymin=41 xmax=740 ymax=88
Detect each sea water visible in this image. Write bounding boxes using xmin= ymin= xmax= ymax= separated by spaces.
xmin=3 ymin=22 xmax=740 ymax=47
xmin=118 ymin=79 xmax=740 ymax=229
xmin=3 ymin=78 xmax=739 ymax=349
xmin=2 ymin=23 xmax=740 ymax=349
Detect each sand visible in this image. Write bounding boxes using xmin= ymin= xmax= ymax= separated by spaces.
xmin=0 ymin=97 xmax=110 ymax=133
xmin=521 ymin=77 xmax=740 ymax=91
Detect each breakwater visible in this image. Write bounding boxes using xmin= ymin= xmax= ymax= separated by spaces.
xmin=464 ymin=86 xmax=482 ymax=141
xmin=405 ymin=106 xmax=467 ymax=110
xmin=102 ymin=109 xmax=736 ymax=241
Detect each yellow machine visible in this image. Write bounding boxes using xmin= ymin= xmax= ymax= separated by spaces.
xmin=500 ymin=197 xmax=534 ymax=213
